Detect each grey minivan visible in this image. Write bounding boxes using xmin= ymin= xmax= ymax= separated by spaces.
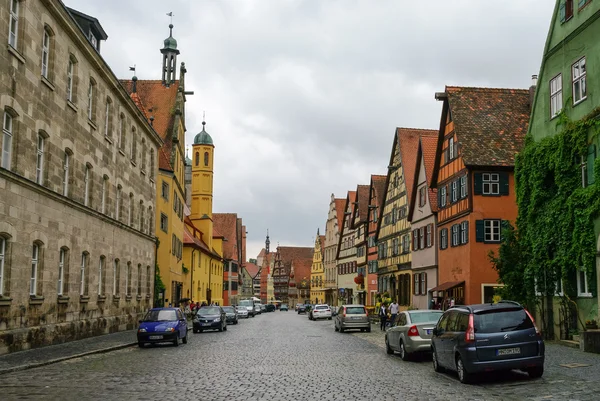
xmin=431 ymin=301 xmax=544 ymax=384
xmin=334 ymin=305 xmax=371 ymax=333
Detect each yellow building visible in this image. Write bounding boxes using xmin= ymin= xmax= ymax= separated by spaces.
xmin=187 ymin=121 xmax=224 ymax=305
xmin=122 ymin=24 xmax=188 ymax=306
xmin=310 ymin=231 xmax=326 ymax=304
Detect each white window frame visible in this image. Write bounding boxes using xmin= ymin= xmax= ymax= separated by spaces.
xmin=420 ymin=273 xmax=426 ymax=295
xmin=452 ymin=224 xmax=459 ymax=246
xmin=555 ymin=278 xmax=564 ymax=297
xmin=0 ymin=237 xmax=5 ymax=296
xmin=9 ymin=0 xmax=18 ymax=48
xmin=448 ymin=137 xmax=455 ymax=160
xmin=57 ymin=248 xmax=65 ymax=296
xmin=160 ymin=213 xmax=168 ymax=232
xmin=482 ymin=173 xmax=500 ymax=195
xmin=98 ymin=257 xmax=104 ymax=295
xmin=426 ymin=224 xmax=432 ymax=247
xmin=419 ymin=186 xmax=426 ymax=207
xmin=30 ymin=244 xmax=39 ymax=295
xmin=460 ymin=175 xmax=467 ymax=198
xmin=572 ymin=57 xmax=587 ymax=105
xmin=63 ymin=152 xmax=70 ymax=196
xmin=550 ymin=74 xmax=563 ymax=118
xmin=451 ymin=180 xmax=458 ymax=202
xmin=2 ymin=112 xmax=13 ymax=170
xmin=460 ymin=221 xmax=468 ymax=244
xmin=89 ymin=31 xmax=97 ymax=49
xmin=534 ymin=277 xmax=542 ymax=296
xmin=484 ymin=219 xmax=501 ymax=242
xmin=41 ymin=29 xmax=50 ymax=78
xmin=577 ymin=269 xmax=592 ymax=297
xmin=80 ymin=252 xmax=86 ymax=296
xmin=419 ymin=227 xmax=424 ymax=249
xmin=87 ymin=81 xmax=94 ymax=120
xmin=66 ymin=59 xmax=74 ymax=102
xmin=36 ymin=134 xmax=45 ymax=184
xmin=84 ymin=165 xmax=90 ymax=206
xmin=441 ymin=229 xmax=447 ymax=249
xmin=440 ymin=186 xmax=447 ymax=207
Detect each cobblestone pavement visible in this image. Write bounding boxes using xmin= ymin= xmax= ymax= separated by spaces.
xmin=0 ymin=313 xmax=598 ymax=400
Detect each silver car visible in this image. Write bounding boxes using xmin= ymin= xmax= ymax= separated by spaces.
xmin=236 ymin=306 xmax=249 ymax=318
xmin=385 ymin=310 xmax=443 ymax=360
xmin=334 ymin=305 xmax=371 ymax=333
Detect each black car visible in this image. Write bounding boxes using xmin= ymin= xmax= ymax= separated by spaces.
xmin=297 ymin=304 xmax=307 ymax=314
xmin=431 ymin=301 xmax=544 ymax=384
xmin=193 ymin=306 xmax=227 ymax=333
xmin=265 ymin=304 xmax=276 ymax=312
xmin=222 ymin=306 xmax=238 ymax=325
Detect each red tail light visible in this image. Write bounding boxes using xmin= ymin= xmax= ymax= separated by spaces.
xmin=525 ymin=308 xmax=541 ymax=337
xmin=408 ymin=325 xmax=419 ymax=336
xmin=465 ymin=313 xmax=475 ymax=343
xmin=343 ymin=308 xmax=346 ymax=318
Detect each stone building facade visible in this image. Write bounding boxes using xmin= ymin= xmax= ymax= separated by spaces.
xmin=0 ymin=1 xmax=161 ymax=354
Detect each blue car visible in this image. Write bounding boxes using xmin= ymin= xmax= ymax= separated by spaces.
xmin=137 ymin=307 xmax=188 ymax=347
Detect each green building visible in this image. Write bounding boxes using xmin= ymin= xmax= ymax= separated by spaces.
xmin=525 ymin=0 xmax=600 ymax=339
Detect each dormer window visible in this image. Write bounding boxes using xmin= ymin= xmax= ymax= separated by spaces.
xmin=89 ymin=31 xmax=97 ymax=49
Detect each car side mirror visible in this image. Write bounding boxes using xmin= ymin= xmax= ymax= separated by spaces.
xmin=432 ymin=327 xmax=439 ymax=336
xmin=138 ymin=320 xmax=143 ymax=324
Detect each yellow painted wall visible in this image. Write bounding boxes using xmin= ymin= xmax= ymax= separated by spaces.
xmin=310 ymin=235 xmax=325 ymax=304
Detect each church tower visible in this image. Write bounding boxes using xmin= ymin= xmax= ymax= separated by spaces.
xmin=161 ymin=23 xmax=180 ymax=86
xmin=190 ymin=119 xmax=215 ymax=248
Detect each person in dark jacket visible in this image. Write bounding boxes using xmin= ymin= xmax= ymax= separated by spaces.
xmin=379 ymin=304 xmax=388 ymax=331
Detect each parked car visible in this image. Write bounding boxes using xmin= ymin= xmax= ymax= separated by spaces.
xmin=260 ymin=304 xmax=267 ymax=313
xmin=297 ymin=304 xmax=307 ymax=314
xmin=334 ymin=305 xmax=371 ymax=333
xmin=385 ymin=310 xmax=443 ymax=360
xmin=310 ymin=304 xmax=332 ymax=320
xmin=222 ymin=306 xmax=239 ymax=325
xmin=265 ymin=304 xmax=276 ymax=312
xmin=431 ymin=301 xmax=545 ymax=384
xmin=137 ymin=307 xmax=188 ymax=347
xmin=236 ymin=306 xmax=249 ymax=318
xmin=239 ymin=299 xmax=256 ymax=317
xmin=254 ymin=304 xmax=262 ymax=315
xmin=193 ymin=306 xmax=227 ymax=333
xmin=280 ymin=304 xmax=289 ymax=312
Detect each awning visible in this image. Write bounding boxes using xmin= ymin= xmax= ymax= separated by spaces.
xmin=429 ymin=281 xmax=465 ymax=292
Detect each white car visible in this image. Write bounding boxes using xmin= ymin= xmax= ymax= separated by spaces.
xmin=310 ymin=304 xmax=332 ymax=320
xmin=236 ymin=306 xmax=249 ymax=318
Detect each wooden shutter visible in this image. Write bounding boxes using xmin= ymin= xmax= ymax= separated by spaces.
xmin=587 ymin=144 xmax=596 ymax=185
xmin=499 ymin=172 xmax=509 ymax=195
xmin=423 ymin=273 xmax=427 ymax=295
xmin=464 ymin=221 xmax=469 ymax=244
xmin=475 ymin=220 xmax=484 ymax=242
xmin=439 ymin=230 xmax=444 ymax=250
xmin=473 ymin=173 xmax=483 ymax=195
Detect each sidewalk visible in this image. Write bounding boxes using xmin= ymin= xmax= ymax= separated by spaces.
xmin=0 ymin=329 xmax=137 ymax=375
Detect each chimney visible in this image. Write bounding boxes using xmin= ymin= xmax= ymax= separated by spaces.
xmin=529 ymin=74 xmax=537 ymax=110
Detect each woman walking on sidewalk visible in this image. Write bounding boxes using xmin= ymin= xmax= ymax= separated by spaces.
xmin=379 ymin=304 xmax=388 ymax=331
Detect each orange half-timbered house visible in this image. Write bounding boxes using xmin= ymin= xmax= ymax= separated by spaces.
xmin=430 ymin=86 xmax=530 ymax=307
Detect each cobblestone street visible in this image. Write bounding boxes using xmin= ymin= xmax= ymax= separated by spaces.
xmin=1 ymin=312 xmax=599 ymax=400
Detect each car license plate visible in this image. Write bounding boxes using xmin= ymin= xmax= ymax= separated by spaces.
xmin=426 ymin=329 xmax=432 ymax=335
xmin=149 ymin=335 xmax=163 ymax=340
xmin=497 ymin=347 xmax=521 ymax=356
xmin=202 ymin=323 xmax=211 ymax=326
xmin=351 ymin=317 xmax=362 ymax=320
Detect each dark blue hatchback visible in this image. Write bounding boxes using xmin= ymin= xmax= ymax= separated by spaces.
xmin=137 ymin=308 xmax=188 ymax=347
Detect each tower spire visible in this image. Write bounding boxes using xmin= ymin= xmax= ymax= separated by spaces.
xmin=161 ymin=16 xmax=180 ymax=86
xmin=265 ymin=229 xmax=270 ymax=254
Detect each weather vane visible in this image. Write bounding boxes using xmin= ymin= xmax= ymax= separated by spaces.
xmin=166 ymin=12 xmax=174 ymax=24
xmin=129 ymin=64 xmax=136 ymax=75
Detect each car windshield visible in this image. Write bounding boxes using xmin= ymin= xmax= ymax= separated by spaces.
xmin=281 ymin=304 xmax=287 ymax=308
xmin=345 ymin=307 xmax=366 ymax=314
xmin=199 ymin=307 xmax=221 ymax=315
xmin=239 ymin=300 xmax=252 ymax=307
xmin=408 ymin=311 xmax=443 ymax=324
xmin=474 ymin=308 xmax=534 ymax=333
xmin=222 ymin=307 xmax=235 ymax=313
xmin=316 ymin=305 xmax=328 ymax=310
xmin=143 ymin=309 xmax=177 ymax=322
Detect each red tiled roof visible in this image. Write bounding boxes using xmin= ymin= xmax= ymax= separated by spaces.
xmin=213 ymin=213 xmax=239 ymax=260
xmin=397 ymin=128 xmax=437 ymax=212
xmin=445 ymin=86 xmax=530 ymax=167
xmin=356 ymin=185 xmax=370 ymax=222
xmin=334 ymin=198 xmax=346 ymax=232
xmin=244 ymin=262 xmax=260 ymax=278
xmin=421 ymin=135 xmax=439 ymax=211
xmin=121 ymin=80 xmax=180 ymax=172
xmin=278 ymin=246 xmax=313 ymax=265
xmin=183 ymin=226 xmax=212 ymax=255
xmin=370 ymin=175 xmax=387 ymax=211
xmin=319 ymin=235 xmax=326 ymax=255
xmin=292 ymin=259 xmax=313 ymax=284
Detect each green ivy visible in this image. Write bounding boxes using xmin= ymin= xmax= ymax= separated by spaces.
xmin=491 ymin=107 xmax=600 ymax=306
xmin=154 ymin=264 xmax=166 ymax=307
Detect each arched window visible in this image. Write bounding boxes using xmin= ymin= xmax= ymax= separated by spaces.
xmin=101 ymin=175 xmax=109 ymax=214
xmin=36 ymin=131 xmax=47 ymax=185
xmin=137 ymin=264 xmax=142 ymax=294
xmin=104 ymin=97 xmax=113 ymax=138
xmin=98 ymin=255 xmax=106 ymax=296
xmin=2 ymin=110 xmax=15 ymax=170
xmin=31 ymin=241 xmax=44 ymax=296
xmin=113 ymin=259 xmax=120 ymax=296
xmin=0 ymin=234 xmax=11 ymax=297
xmin=115 ymin=184 xmax=122 ymax=221
xmin=146 ymin=265 xmax=151 ymax=295
xmin=204 ymin=152 xmax=209 ymax=166
xmin=118 ymin=113 xmax=125 ymax=150
xmin=139 ymin=200 xmax=144 ymax=233
xmin=126 ymin=261 xmax=132 ymax=296
xmin=128 ymin=193 xmax=134 ymax=226
xmin=150 ymin=149 xmax=155 ymax=180
xmin=58 ymin=247 xmax=69 ymax=296
xmin=8 ymin=0 xmax=19 ymax=48
xmin=141 ymin=138 xmax=147 ymax=171
xmin=63 ymin=149 xmax=72 ymax=196
xmin=80 ymin=251 xmax=89 ymax=296
xmin=87 ymin=78 xmax=96 ymax=121
xmin=84 ymin=163 xmax=92 ymax=206
xmin=41 ymin=26 xmax=53 ymax=79
xmin=195 ymin=152 xmax=199 ymax=166
xmin=66 ymin=55 xmax=77 ymax=103
xmin=130 ymin=127 xmax=137 ymax=162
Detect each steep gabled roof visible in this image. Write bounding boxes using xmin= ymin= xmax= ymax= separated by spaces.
xmin=334 ymin=198 xmax=346 ymax=231
xmin=355 ymin=184 xmax=370 ymax=224
xmin=319 ymin=235 xmax=326 ymax=255
xmin=212 ymin=213 xmax=239 ymax=260
xmin=278 ymin=246 xmax=314 ymax=266
xmin=292 ymin=259 xmax=313 ymax=284
xmin=397 ymin=128 xmax=437 ymax=213
xmin=370 ymin=175 xmax=387 ymax=211
xmin=408 ymin=135 xmax=440 ymax=221
xmin=244 ymin=262 xmax=260 ymax=278
xmin=431 ymin=86 xmax=530 ymax=186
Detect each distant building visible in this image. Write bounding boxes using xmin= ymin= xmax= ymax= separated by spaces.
xmin=323 ymin=195 xmax=344 ymax=306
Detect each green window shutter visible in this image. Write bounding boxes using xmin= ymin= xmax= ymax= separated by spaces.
xmin=499 ymin=172 xmax=509 ymax=195
xmin=587 ymin=144 xmax=596 ymax=185
xmin=473 ymin=173 xmax=483 ymax=195
xmin=559 ymin=3 xmax=566 ymax=22
xmin=475 ymin=220 xmax=484 ymax=242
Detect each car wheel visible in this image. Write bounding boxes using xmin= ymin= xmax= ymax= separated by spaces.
xmin=192 ymin=328 xmax=198 ymax=334
xmin=138 ymin=341 xmax=145 ymax=348
xmin=366 ymin=326 xmax=371 ymax=333
xmin=399 ymin=340 xmax=409 ymax=361
xmin=334 ymin=324 xmax=339 ymax=332
xmin=173 ymin=336 xmax=179 ymax=347
xmin=339 ymin=325 xmax=345 ymax=333
xmin=385 ymin=336 xmax=394 ymax=355
xmin=527 ymin=366 xmax=544 ymax=378
xmin=182 ymin=334 xmax=188 ymax=344
xmin=456 ymin=355 xmax=472 ymax=384
xmin=432 ymin=347 xmax=444 ymax=373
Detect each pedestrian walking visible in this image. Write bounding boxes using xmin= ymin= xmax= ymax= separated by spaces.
xmin=389 ymin=300 xmax=399 ymax=327
xmin=379 ymin=304 xmax=388 ymax=331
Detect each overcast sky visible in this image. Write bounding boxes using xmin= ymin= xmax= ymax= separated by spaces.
xmin=66 ymin=0 xmax=554 ymax=261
